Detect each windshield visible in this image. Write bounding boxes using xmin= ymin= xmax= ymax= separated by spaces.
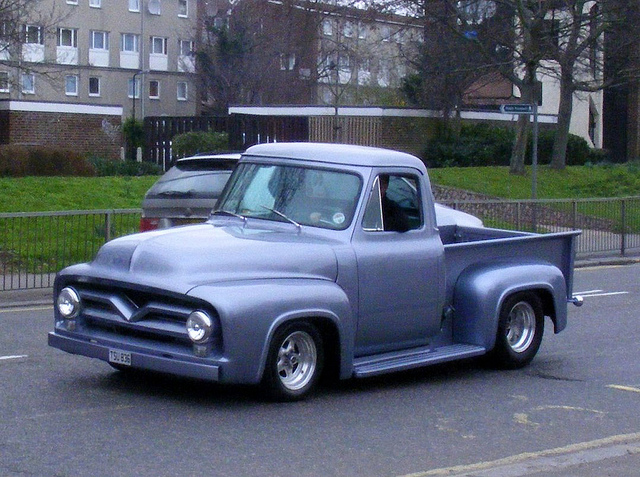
xmin=146 ymin=167 xmax=232 ymax=199
xmin=216 ymin=163 xmax=362 ymax=230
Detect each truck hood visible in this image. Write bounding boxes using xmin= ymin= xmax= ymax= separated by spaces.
xmin=87 ymin=223 xmax=338 ymax=292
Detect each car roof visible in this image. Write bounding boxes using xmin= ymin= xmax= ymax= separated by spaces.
xmin=244 ymin=142 xmax=426 ymax=171
xmin=176 ymin=153 xmax=241 ymax=165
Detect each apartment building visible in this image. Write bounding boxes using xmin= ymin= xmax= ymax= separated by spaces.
xmin=1 ymin=0 xmax=198 ymax=119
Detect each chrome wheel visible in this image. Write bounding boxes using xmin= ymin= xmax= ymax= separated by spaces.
xmin=505 ymin=301 xmax=536 ymax=353
xmin=490 ymin=291 xmax=544 ymax=369
xmin=276 ymin=330 xmax=317 ymax=391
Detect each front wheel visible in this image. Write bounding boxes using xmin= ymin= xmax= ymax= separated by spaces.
xmin=490 ymin=291 xmax=544 ymax=369
xmin=262 ymin=322 xmax=323 ymax=401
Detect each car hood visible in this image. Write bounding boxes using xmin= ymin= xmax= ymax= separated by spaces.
xmin=81 ymin=223 xmax=338 ymax=293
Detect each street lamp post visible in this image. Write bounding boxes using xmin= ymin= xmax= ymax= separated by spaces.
xmin=131 ymin=70 xmax=142 ymax=120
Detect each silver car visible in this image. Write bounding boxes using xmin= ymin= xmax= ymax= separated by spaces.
xmin=139 ymin=153 xmax=240 ymax=231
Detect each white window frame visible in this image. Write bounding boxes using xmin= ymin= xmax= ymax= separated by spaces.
xmin=58 ymin=28 xmax=78 ymax=47
xmin=178 ymin=0 xmax=188 ymax=18
xmin=24 ymin=25 xmax=43 ymax=45
xmin=88 ymin=76 xmax=101 ymax=96
xmin=66 ymin=0 xmax=78 ymax=4
xmin=91 ymin=31 xmax=109 ymax=50
xmin=151 ymin=36 xmax=168 ymax=55
xmin=128 ymin=77 xmax=141 ymax=99
xmin=177 ymin=81 xmax=187 ymax=101
xmin=322 ymin=18 xmax=333 ymax=36
xmin=0 ymin=72 xmax=9 ymax=93
xmin=128 ymin=0 xmax=140 ymax=12
xmin=65 ymin=75 xmax=78 ymax=96
xmin=21 ymin=73 xmax=35 ymax=94
xmin=149 ymin=79 xmax=160 ymax=99
xmin=179 ymin=39 xmax=193 ymax=56
xmin=121 ymin=33 xmax=139 ymax=53
xmin=89 ymin=0 xmax=101 ymax=8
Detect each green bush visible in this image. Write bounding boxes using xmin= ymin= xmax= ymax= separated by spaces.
xmin=88 ymin=156 xmax=162 ymax=176
xmin=422 ymin=123 xmax=515 ymax=168
xmin=172 ymin=131 xmax=229 ymax=158
xmin=535 ymin=131 xmax=592 ymax=166
xmin=423 ymin=124 xmax=597 ymax=168
xmin=0 ymin=145 xmax=95 ymax=177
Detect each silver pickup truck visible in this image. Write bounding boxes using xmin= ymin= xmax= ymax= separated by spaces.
xmin=49 ymin=143 xmax=582 ymax=400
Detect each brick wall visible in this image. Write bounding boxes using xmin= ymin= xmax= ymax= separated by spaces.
xmin=5 ymin=110 xmax=122 ymax=159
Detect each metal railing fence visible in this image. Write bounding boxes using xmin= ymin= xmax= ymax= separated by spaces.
xmin=2 ymin=198 xmax=639 ymax=291
xmin=1 ymin=209 xmax=140 ymax=291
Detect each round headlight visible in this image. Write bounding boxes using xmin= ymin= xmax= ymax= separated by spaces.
xmin=186 ymin=310 xmax=213 ymax=343
xmin=57 ymin=287 xmax=81 ymax=319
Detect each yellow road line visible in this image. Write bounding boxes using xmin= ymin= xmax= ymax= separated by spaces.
xmin=608 ymin=384 xmax=640 ymax=394
xmin=399 ymin=432 xmax=640 ymax=477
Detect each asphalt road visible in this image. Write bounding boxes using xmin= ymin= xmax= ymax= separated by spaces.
xmin=1 ymin=264 xmax=639 ymax=477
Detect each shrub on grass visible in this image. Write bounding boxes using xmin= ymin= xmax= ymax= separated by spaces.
xmin=88 ymin=156 xmax=162 ymax=176
xmin=0 ymin=145 xmax=95 ymax=177
xmin=172 ymin=131 xmax=229 ymax=158
xmin=422 ymin=123 xmax=515 ymax=168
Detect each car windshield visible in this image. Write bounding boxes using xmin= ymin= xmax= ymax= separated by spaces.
xmin=146 ymin=166 xmax=232 ymax=199
xmin=216 ymin=163 xmax=362 ymax=230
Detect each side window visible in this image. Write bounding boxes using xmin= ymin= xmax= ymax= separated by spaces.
xmin=362 ymin=174 xmax=422 ymax=232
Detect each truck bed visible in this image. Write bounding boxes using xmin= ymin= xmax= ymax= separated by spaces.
xmin=439 ymin=225 xmax=580 ymax=303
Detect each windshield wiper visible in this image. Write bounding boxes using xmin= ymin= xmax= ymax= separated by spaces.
xmin=260 ymin=205 xmax=301 ymax=231
xmin=212 ymin=209 xmax=247 ymax=224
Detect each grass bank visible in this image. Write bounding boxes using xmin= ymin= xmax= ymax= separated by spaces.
xmin=1 ymin=164 xmax=640 ymax=214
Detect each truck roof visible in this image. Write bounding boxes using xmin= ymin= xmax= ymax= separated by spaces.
xmin=244 ymin=142 xmax=427 ymax=172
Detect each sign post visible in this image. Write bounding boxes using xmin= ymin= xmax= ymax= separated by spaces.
xmin=501 ymin=103 xmax=539 ymax=230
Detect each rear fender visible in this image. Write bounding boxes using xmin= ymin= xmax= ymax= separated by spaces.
xmin=188 ymin=279 xmax=353 ymax=383
xmin=452 ymin=263 xmax=567 ymax=350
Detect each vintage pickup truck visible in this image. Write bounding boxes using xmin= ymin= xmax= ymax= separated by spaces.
xmin=49 ymin=143 xmax=583 ymax=400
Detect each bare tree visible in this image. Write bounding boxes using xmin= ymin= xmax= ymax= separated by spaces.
xmin=1 ymin=0 xmax=71 ymax=89
xmin=376 ymin=0 xmax=640 ymax=172
xmin=540 ymin=0 xmax=640 ymax=168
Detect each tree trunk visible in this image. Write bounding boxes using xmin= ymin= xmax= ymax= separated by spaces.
xmin=550 ymin=78 xmax=575 ymax=169
xmin=510 ymin=114 xmax=529 ymax=175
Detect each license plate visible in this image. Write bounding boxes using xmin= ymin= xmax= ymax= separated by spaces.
xmin=108 ymin=349 xmax=132 ymax=366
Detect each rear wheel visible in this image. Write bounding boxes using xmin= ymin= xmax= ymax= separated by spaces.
xmin=491 ymin=292 xmax=544 ymax=369
xmin=262 ymin=322 xmax=323 ymax=401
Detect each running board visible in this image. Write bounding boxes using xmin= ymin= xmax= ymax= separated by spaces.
xmin=352 ymin=344 xmax=486 ymax=378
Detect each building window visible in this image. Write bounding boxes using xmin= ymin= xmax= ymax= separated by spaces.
xmin=149 ymin=80 xmax=159 ymax=98
xmin=177 ymin=81 xmax=187 ymax=100
xmin=91 ymin=31 xmax=109 ymax=50
xmin=67 ymin=0 xmax=78 ymax=4
xmin=128 ymin=77 xmax=141 ymax=98
xmin=89 ymin=76 xmax=100 ymax=96
xmin=178 ymin=0 xmax=188 ymax=17
xmin=179 ymin=40 xmax=193 ymax=56
xmin=129 ymin=0 xmax=140 ymax=12
xmin=65 ymin=75 xmax=78 ymax=96
xmin=358 ymin=22 xmax=367 ymax=39
xmin=21 ymin=73 xmax=35 ymax=94
xmin=280 ymin=53 xmax=295 ymax=71
xmin=322 ymin=18 xmax=333 ymax=36
xmin=90 ymin=0 xmax=101 ymax=8
xmin=151 ymin=36 xmax=168 ymax=55
xmin=0 ymin=72 xmax=9 ymax=92
xmin=58 ymin=28 xmax=78 ymax=47
xmin=343 ymin=21 xmax=354 ymax=38
xmin=121 ymin=33 xmax=139 ymax=52
xmin=24 ymin=25 xmax=43 ymax=44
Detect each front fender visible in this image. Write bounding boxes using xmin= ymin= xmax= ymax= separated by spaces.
xmin=187 ymin=279 xmax=353 ymax=384
xmin=452 ymin=262 xmax=568 ymax=350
